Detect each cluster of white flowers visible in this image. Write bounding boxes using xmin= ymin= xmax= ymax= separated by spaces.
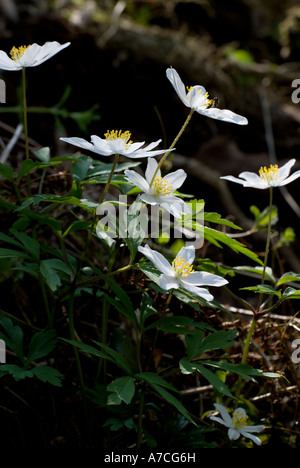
xmin=5 ymin=39 xmax=296 ymax=447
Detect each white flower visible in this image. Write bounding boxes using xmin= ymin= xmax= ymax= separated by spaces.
xmin=210 ymin=403 xmax=264 ymax=445
xmin=166 ymin=67 xmax=248 ymax=125
xmin=221 ymin=159 xmax=300 ymax=189
xmin=0 ymin=41 xmax=70 ymax=70
xmin=138 ymin=244 xmax=228 ymax=301
xmin=60 ymin=130 xmax=171 ymax=159
xmin=125 ymin=157 xmax=192 ymax=218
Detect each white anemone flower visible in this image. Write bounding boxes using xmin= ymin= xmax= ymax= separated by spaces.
xmin=125 ymin=157 xmax=192 ymax=218
xmin=221 ymin=159 xmax=300 ymax=189
xmin=60 ymin=130 xmax=172 ymax=159
xmin=166 ymin=68 xmax=248 ymax=125
xmin=138 ymin=244 xmax=228 ymax=301
xmin=210 ymin=403 xmax=264 ymax=446
xmin=0 ymin=41 xmax=70 ymax=70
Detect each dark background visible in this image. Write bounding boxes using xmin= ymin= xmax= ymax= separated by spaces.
xmin=1 ymin=0 xmax=300 ymax=229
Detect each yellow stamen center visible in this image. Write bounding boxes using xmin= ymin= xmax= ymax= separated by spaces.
xmin=172 ymin=256 xmax=194 ymax=278
xmin=259 ymin=164 xmax=279 ymax=183
xmin=232 ymin=410 xmax=248 ymax=429
xmin=10 ymin=45 xmax=31 ymax=62
xmin=151 ymin=176 xmax=173 ymax=197
xmin=186 ymin=86 xmax=212 ymax=107
xmin=104 ymin=130 xmax=132 ymax=149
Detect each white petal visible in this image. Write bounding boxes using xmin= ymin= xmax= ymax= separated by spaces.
xmin=20 ymin=41 xmax=70 ymax=67
xmin=61 ymin=136 xmax=110 ymax=156
xmin=210 ymin=416 xmax=229 ymax=427
xmin=90 ymin=135 xmax=106 ymax=147
xmin=160 ymin=197 xmax=193 ymax=218
xmin=242 ymin=424 xmax=265 ymax=433
xmin=125 ymin=141 xmax=146 ymax=153
xmin=278 ymin=170 xmax=300 ymax=186
xmin=140 ymin=193 xmax=160 ymax=205
xmin=142 ymin=139 xmax=162 ymax=151
xmin=198 ymin=108 xmax=248 ymax=125
xmin=145 ymin=157 xmax=160 ymax=184
xmin=277 ymin=159 xmax=295 ymax=181
xmin=138 ymin=244 xmax=173 ymax=275
xmin=179 ymin=281 xmax=214 ymax=301
xmin=228 ymin=428 xmax=241 ymax=440
xmin=125 ymin=170 xmax=150 ymax=193
xmin=221 ymin=173 xmax=267 ymax=189
xmin=162 ymin=169 xmax=187 ymax=191
xmin=239 ymin=430 xmax=262 ymax=445
xmin=187 ymin=85 xmax=208 ymax=109
xmin=183 ymin=270 xmax=228 ymax=287
xmin=159 ymin=273 xmax=179 ymax=290
xmin=133 ymin=148 xmax=172 ymax=159
xmin=213 ymin=403 xmax=232 ymax=426
xmin=176 ymin=245 xmax=195 ymax=264
xmin=0 ymin=51 xmax=20 ymax=70
xmin=166 ymin=68 xmax=190 ymax=107
xmin=60 ymin=136 xmax=98 ymax=152
xmin=220 ymin=175 xmax=249 ymax=186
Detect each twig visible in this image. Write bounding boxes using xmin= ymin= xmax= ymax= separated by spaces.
xmin=0 ymin=123 xmax=23 ymax=163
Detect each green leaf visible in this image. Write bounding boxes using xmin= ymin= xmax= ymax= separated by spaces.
xmin=240 ymin=284 xmax=281 ymax=297
xmin=0 ymin=162 xmax=14 ymax=181
xmin=179 ymin=357 xmax=196 ymax=375
xmin=104 ymin=293 xmax=138 ymax=326
xmin=61 ymin=338 xmax=113 ymax=361
xmin=138 ymin=292 xmax=158 ymax=329
xmin=196 ymin=330 xmax=237 ymax=354
xmin=123 ymin=200 xmax=147 ymax=262
xmin=225 ymin=47 xmax=254 ymax=64
xmin=204 ymin=212 xmax=242 ymax=230
xmin=31 ymin=366 xmax=62 ymax=386
xmin=0 ymin=316 xmax=24 ymax=363
xmin=106 ymin=376 xmax=135 ymax=405
xmin=92 ymin=341 xmax=134 ymax=375
xmin=63 ymin=220 xmax=91 ymax=237
xmin=194 ymin=364 xmax=234 ymax=398
xmin=234 ymin=265 xmax=276 ymax=284
xmin=26 ymin=329 xmax=57 ymax=365
xmin=276 ymin=272 xmax=300 ymax=287
xmin=135 ymin=372 xmax=180 ymax=393
xmin=184 ymin=221 xmax=263 ymax=265
xmin=104 ymin=277 xmax=135 ymax=320
xmin=0 ymin=247 xmax=29 ymax=259
xmin=40 ymin=259 xmax=72 ymax=291
xmin=282 ymin=287 xmax=300 ymax=300
xmin=185 ymin=329 xmax=237 ymax=360
xmin=33 ymin=147 xmax=50 ymax=162
xmin=150 ymin=383 xmax=196 ymax=425
xmin=0 ymin=232 xmax=23 ymax=248
xmin=250 ymin=204 xmax=278 ymax=229
xmin=0 ymin=364 xmax=33 ymax=381
xmin=146 ymin=316 xmax=197 ymax=335
xmin=10 ymin=229 xmax=40 ymax=260
xmin=71 ymin=155 xmax=92 ymax=183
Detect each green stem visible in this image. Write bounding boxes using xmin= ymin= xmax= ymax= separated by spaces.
xmin=258 ymin=186 xmax=273 ymax=310
xmin=137 ymin=291 xmax=173 ymax=447
xmin=99 ymin=153 xmax=119 ymax=204
xmin=150 ymin=108 xmax=195 ymax=187
xmin=146 ymin=290 xmax=173 ymax=371
xmin=68 ymin=288 xmax=86 ymax=402
xmin=22 ymin=67 xmax=29 ymax=160
xmin=137 ymin=390 xmax=145 ymax=448
xmin=39 ymin=276 xmax=53 ymax=327
xmin=241 ymin=315 xmax=257 ymax=365
xmin=22 ymin=67 xmax=32 ymax=197
xmin=235 ymin=187 xmax=273 ymax=398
